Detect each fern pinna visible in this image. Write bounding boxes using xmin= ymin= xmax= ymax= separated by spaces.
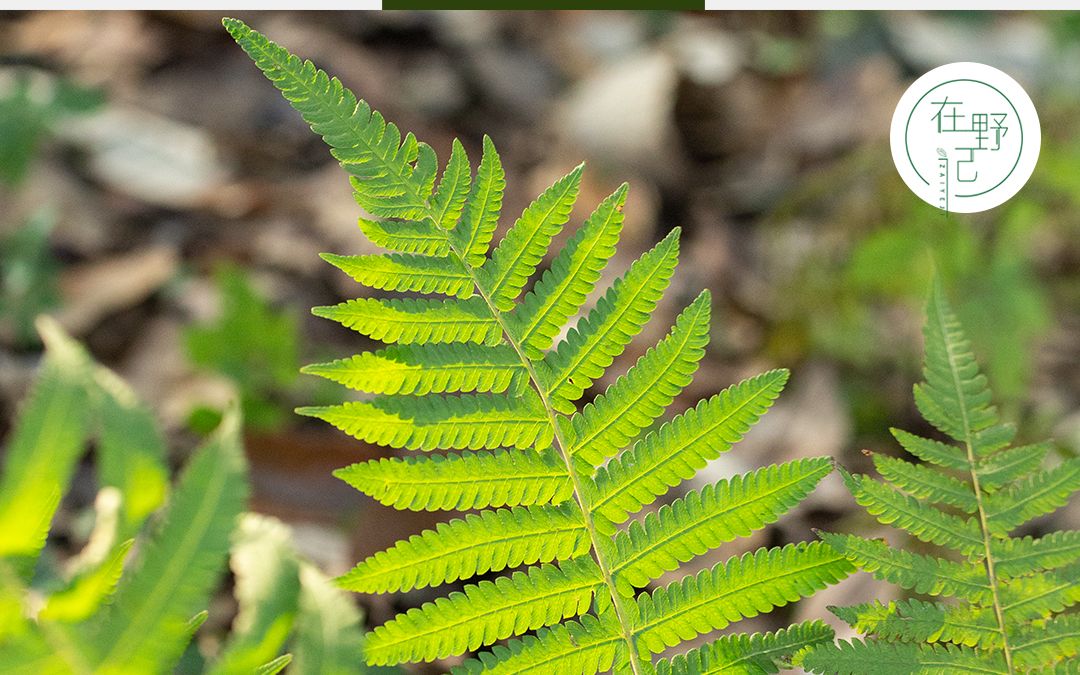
xmin=799 ymin=282 xmax=1080 ymax=675
xmin=226 ymin=18 xmax=853 ymax=674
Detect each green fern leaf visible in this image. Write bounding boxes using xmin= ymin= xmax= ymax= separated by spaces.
xmin=983 ymin=458 xmax=1080 ymax=534
xmin=799 ymin=639 xmax=1008 ymax=674
xmin=0 ymin=318 xmax=93 ymax=568
xmin=313 ymin=296 xmax=501 ymax=345
xmin=337 ymin=503 xmax=589 ymax=593
xmin=1011 ymin=613 xmax=1080 ymax=671
xmin=992 ymin=531 xmax=1080 ymax=579
xmin=976 ymin=442 xmax=1052 ymax=491
xmin=211 ymin=515 xmax=300 ymax=675
xmin=298 ymin=392 xmax=552 ymax=451
xmin=656 ymin=620 xmax=835 ymax=675
xmin=842 ymin=470 xmax=984 ymax=555
xmin=817 ymin=533 xmax=990 ymax=602
xmin=90 ymin=407 xmax=248 ymax=672
xmin=357 ymin=216 xmax=448 ymax=256
xmin=568 ymin=291 xmax=709 ymax=467
xmin=223 ymin=18 xmax=434 ymax=220
xmin=890 ymin=428 xmax=969 ymax=471
xmin=334 ymin=448 xmax=572 ymax=511
xmin=830 ymin=599 xmax=1000 ymax=649
xmin=229 ymin=20 xmax=848 ymax=673
xmin=633 ymin=542 xmax=854 ymax=654
xmin=453 ymin=612 xmax=624 ymax=675
xmin=590 ymin=369 xmax=789 ymax=532
xmin=321 ymin=252 xmax=474 ymax=298
xmin=480 ymin=165 xmax=583 ymax=310
xmin=542 ymin=229 xmax=680 ymax=413
xmin=508 ymin=184 xmax=626 ymax=359
xmin=302 ymin=343 xmax=526 ymax=396
xmin=365 ymin=557 xmax=603 ymax=665
xmin=808 ymin=280 xmax=1080 ymax=674
xmin=94 ymin=367 xmax=169 ymax=539
xmin=868 ymin=452 xmax=977 ymax=513
xmin=610 ymin=458 xmax=833 ymax=595
xmin=291 ymin=563 xmax=367 ymax=675
xmin=38 ymin=540 xmax=134 ymax=623
xmin=431 ymin=138 xmax=472 ymax=230
xmin=452 ymin=135 xmax=505 ymax=267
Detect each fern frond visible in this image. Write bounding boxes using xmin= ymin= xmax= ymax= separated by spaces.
xmin=480 ymin=165 xmax=583 ymax=310
xmin=224 ymin=18 xmax=434 ymax=220
xmin=313 ymin=296 xmax=501 ymax=345
xmin=611 ymin=458 xmax=833 ymax=595
xmin=633 ymin=542 xmax=854 ymax=654
xmin=914 ymin=279 xmax=1001 ymax=447
xmin=335 ymin=448 xmax=573 ymax=511
xmin=799 ymin=639 xmax=1008 ymax=674
xmin=302 ymin=343 xmax=526 ymax=396
xmin=365 ymin=557 xmax=603 ymax=665
xmin=542 ymin=228 xmax=680 ymax=414
xmin=656 ymin=620 xmax=836 ymax=675
xmin=338 ymin=503 xmax=589 ymax=593
xmin=229 ymin=20 xmax=847 ymax=673
xmin=568 ymin=291 xmax=710 ymax=468
xmin=508 ymin=184 xmax=626 ymax=359
xmin=452 ymin=135 xmax=504 ymax=267
xmin=298 ymin=392 xmax=552 ymax=451
xmin=590 ymin=369 xmax=789 ymax=532
xmin=321 ymin=251 xmax=473 ymax=298
xmin=454 ymin=612 xmax=624 ymax=675
xmin=812 ymin=280 xmax=1080 ymax=674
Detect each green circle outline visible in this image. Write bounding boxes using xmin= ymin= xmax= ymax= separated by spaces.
xmin=904 ymin=77 xmax=1024 ymax=199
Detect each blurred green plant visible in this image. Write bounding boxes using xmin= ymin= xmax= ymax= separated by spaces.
xmin=0 ymin=318 xmax=372 ymax=674
xmin=184 ymin=264 xmax=301 ymax=433
xmin=797 ymin=281 xmax=1079 ymax=673
xmin=765 ymin=148 xmax=1063 ymax=415
xmin=0 ymin=68 xmax=102 ymax=187
xmin=0 ymin=209 xmax=61 ymax=347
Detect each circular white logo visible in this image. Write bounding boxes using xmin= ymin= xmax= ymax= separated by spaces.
xmin=890 ymin=62 xmax=1040 ymax=214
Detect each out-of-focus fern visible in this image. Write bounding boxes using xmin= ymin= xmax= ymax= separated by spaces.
xmin=0 ymin=68 xmax=101 ymax=186
xmin=798 ymin=281 xmax=1080 ymax=675
xmin=227 ymin=18 xmax=853 ymax=674
xmin=0 ymin=319 xmax=372 ymax=674
xmin=0 ymin=209 xmax=61 ymax=347
xmin=184 ymin=264 xmax=301 ymax=432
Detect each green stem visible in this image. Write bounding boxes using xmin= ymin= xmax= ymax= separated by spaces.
xmin=437 ymin=225 xmax=647 ymax=675
xmin=936 ymin=309 xmax=1014 ymax=673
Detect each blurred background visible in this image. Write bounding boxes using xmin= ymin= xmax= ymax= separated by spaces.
xmin=1 ymin=10 xmax=1078 ymax=672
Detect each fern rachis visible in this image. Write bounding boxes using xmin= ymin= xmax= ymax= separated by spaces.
xmin=799 ymin=282 xmax=1080 ymax=675
xmin=226 ymin=18 xmax=853 ymax=673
